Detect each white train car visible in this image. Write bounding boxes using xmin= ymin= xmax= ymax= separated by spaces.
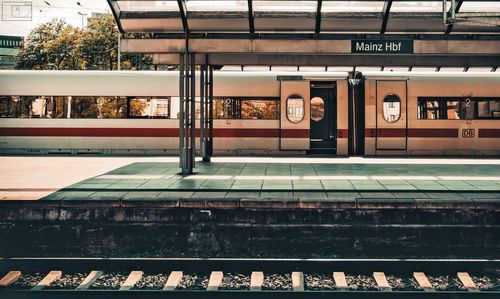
xmin=363 ymin=72 xmax=500 ymax=156
xmin=0 ymin=70 xmax=498 ymax=156
xmin=0 ymin=70 xmax=350 ymax=155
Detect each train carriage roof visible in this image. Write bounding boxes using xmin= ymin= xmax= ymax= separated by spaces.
xmin=0 ymin=70 xmax=350 ymax=96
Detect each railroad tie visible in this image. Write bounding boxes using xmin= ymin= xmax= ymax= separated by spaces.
xmin=0 ymin=271 xmax=21 ymax=287
xmin=119 ymin=271 xmax=143 ymax=291
xmin=250 ymin=271 xmax=264 ymax=291
xmin=163 ymin=271 xmax=183 ymax=291
xmin=76 ymin=271 xmax=104 ymax=290
xmin=31 ymin=271 xmax=62 ymax=290
xmin=413 ymin=272 xmax=434 ymax=292
xmin=457 ymin=272 xmax=478 ymax=292
xmin=333 ymin=272 xmax=348 ymax=289
xmin=207 ymin=271 xmax=223 ymax=291
xmin=292 ymin=272 xmax=304 ymax=291
xmin=373 ymin=272 xmax=392 ymax=291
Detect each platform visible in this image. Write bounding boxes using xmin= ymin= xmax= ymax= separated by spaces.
xmin=1 ymin=157 xmax=499 ymax=202
xmin=1 ymin=157 xmax=499 ymax=258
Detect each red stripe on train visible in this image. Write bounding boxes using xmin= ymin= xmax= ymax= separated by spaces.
xmin=0 ymin=127 xmax=179 ymax=137
xmin=0 ymin=127 xmax=308 ymax=138
xmin=408 ymin=128 xmax=458 ymax=138
xmin=337 ymin=129 xmax=349 ymax=138
xmin=1 ymin=127 xmax=497 ymax=138
xmin=478 ymin=129 xmax=500 ymax=138
xmin=364 ymin=128 xmax=458 ymax=138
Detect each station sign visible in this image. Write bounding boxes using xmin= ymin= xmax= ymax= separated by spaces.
xmin=351 ymin=40 xmax=413 ymax=54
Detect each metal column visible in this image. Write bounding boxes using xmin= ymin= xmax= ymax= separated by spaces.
xmin=208 ymin=65 xmax=214 ymax=157
xmin=179 ymin=52 xmax=196 ymax=174
xmin=200 ymin=62 xmax=212 ymax=162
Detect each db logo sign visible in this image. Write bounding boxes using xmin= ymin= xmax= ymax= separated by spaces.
xmin=462 ymin=129 xmax=475 ymax=138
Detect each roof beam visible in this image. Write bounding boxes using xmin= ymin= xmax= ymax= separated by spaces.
xmin=445 ymin=0 xmax=464 ymax=35
xmin=177 ymin=0 xmax=189 ymax=33
xmin=153 ymin=53 xmax=500 ymax=67
xmin=315 ymin=0 xmax=322 ymax=35
xmin=381 ymin=0 xmax=393 ymax=34
xmin=107 ymin=0 xmax=123 ymax=32
xmin=248 ymin=0 xmax=255 ymax=35
xmin=122 ymin=38 xmax=500 ymax=54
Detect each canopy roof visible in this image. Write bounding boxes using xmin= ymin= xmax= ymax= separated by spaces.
xmin=108 ymin=0 xmax=500 ymax=35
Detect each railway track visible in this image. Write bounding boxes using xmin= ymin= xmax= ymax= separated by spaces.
xmin=0 ymin=258 xmax=498 ymax=298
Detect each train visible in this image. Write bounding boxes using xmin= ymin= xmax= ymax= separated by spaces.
xmin=0 ymin=70 xmax=499 ymax=156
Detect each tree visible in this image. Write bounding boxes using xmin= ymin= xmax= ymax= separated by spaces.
xmin=15 ymin=19 xmax=83 ymax=70
xmin=16 ymin=15 xmax=153 ymax=71
xmin=80 ymin=14 xmax=121 ymax=70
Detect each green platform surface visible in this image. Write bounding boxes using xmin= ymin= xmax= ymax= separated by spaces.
xmin=43 ymin=162 xmax=500 ymax=200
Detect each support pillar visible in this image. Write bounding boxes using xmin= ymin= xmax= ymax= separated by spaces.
xmin=199 ymin=64 xmax=209 ymax=162
xmin=208 ymin=65 xmax=214 ymax=157
xmin=200 ymin=61 xmax=214 ymax=162
xmin=179 ymin=52 xmax=196 ymax=174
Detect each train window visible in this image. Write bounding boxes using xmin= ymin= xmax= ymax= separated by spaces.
xmin=446 ymin=101 xmax=460 ymax=119
xmin=0 ymin=96 xmax=11 ymax=117
xmin=310 ymin=97 xmax=324 ymax=122
xmin=130 ymin=97 xmax=170 ymax=118
xmin=382 ymin=94 xmax=401 ymax=123
xmin=0 ymin=96 xmax=170 ymax=119
xmin=212 ymin=98 xmax=279 ymax=119
xmin=286 ymin=95 xmax=305 ymax=123
xmin=418 ymin=97 xmax=500 ymax=120
xmin=478 ymin=99 xmax=500 ymax=119
xmin=418 ymin=100 xmax=440 ymax=119
xmin=241 ymin=100 xmax=278 ymax=119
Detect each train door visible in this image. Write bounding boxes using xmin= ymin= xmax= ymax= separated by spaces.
xmin=310 ymin=82 xmax=337 ymax=153
xmin=376 ymin=80 xmax=407 ymax=151
xmin=280 ymin=81 xmax=310 ymax=150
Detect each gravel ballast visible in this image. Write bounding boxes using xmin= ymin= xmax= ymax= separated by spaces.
xmin=428 ymin=275 xmax=466 ymax=291
xmin=90 ymin=273 xmax=128 ymax=289
xmin=220 ymin=273 xmax=250 ymax=290
xmin=346 ymin=275 xmax=378 ymax=291
xmin=47 ymin=273 xmax=87 ymax=289
xmin=263 ymin=274 xmax=292 ymax=290
xmin=386 ymin=275 xmax=422 ymax=291
xmin=176 ymin=273 xmax=208 ymax=290
xmin=305 ymin=274 xmax=336 ymax=290
xmin=133 ymin=274 xmax=169 ymax=290
xmin=471 ymin=275 xmax=499 ymax=291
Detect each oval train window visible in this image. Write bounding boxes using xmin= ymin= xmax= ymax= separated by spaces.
xmin=383 ymin=94 xmax=401 ymax=123
xmin=311 ymin=97 xmax=325 ymax=122
xmin=286 ymin=95 xmax=304 ymax=123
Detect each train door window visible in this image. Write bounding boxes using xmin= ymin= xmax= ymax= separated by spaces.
xmin=382 ymin=94 xmax=401 ymax=123
xmin=286 ymin=95 xmax=304 ymax=123
xmin=310 ymin=97 xmax=324 ymax=122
